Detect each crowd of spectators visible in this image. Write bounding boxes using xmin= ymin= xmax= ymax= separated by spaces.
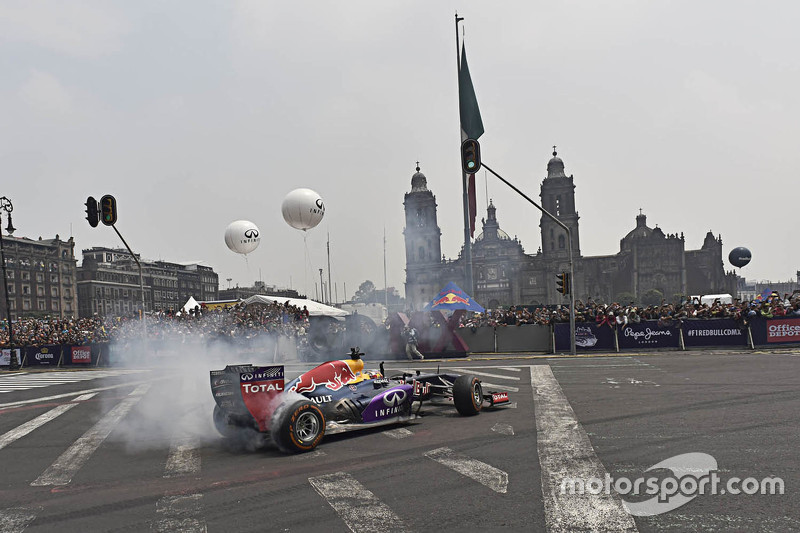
xmin=0 ymin=301 xmax=310 ymax=348
xmin=458 ymin=292 xmax=800 ymax=329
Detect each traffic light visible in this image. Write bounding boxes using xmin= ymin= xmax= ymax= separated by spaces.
xmin=100 ymin=195 xmax=117 ymax=226
xmin=85 ymin=196 xmax=99 ymax=227
xmin=556 ymin=272 xmax=566 ymax=295
xmin=460 ymin=138 xmax=482 ymax=174
xmin=564 ymin=272 xmax=571 ymax=295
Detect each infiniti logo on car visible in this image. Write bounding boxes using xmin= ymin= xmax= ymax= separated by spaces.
xmin=383 ymin=389 xmax=407 ymax=407
xmin=240 ymin=373 xmax=254 ymax=381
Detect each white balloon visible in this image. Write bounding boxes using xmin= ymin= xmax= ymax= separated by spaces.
xmin=281 ymin=188 xmax=325 ymax=231
xmin=224 ymin=220 xmax=261 ymax=255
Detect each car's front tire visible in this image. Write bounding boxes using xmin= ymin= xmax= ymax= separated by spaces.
xmin=453 ymin=374 xmax=483 ymax=416
xmin=270 ymin=400 xmax=326 ymax=453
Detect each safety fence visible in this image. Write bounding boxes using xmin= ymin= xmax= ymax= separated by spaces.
xmin=2 ymin=317 xmax=799 ymax=367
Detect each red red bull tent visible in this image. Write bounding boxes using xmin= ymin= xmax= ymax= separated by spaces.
xmin=423 ymin=282 xmax=485 ymax=313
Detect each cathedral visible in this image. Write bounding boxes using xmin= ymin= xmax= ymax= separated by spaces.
xmin=403 ymin=151 xmax=736 ymax=310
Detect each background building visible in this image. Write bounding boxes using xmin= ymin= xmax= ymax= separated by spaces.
xmin=77 ymin=247 xmax=219 ymax=317
xmin=404 ymin=152 xmax=737 ymax=310
xmin=0 ymin=233 xmax=78 ymax=319
xmin=218 ymin=280 xmax=302 ymax=301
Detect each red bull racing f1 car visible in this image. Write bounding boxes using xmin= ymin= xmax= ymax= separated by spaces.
xmin=210 ymin=349 xmax=511 ymax=453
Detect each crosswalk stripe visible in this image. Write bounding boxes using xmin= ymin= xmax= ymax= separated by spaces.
xmin=0 ymin=370 xmax=149 ymax=394
xmin=0 ymin=379 xmax=155 ymax=410
xmin=479 ymin=382 xmax=519 ymax=392
xmin=496 ymin=367 xmax=523 ymax=372
xmin=0 ymin=393 xmax=97 ymax=451
xmin=448 ymin=369 xmax=521 ymax=381
xmin=0 ymin=507 xmax=38 ymax=533
xmin=424 ymin=447 xmax=508 ymax=494
xmin=491 ymin=423 xmax=515 ymax=436
xmin=382 ymin=428 xmax=413 ymax=439
xmin=309 ymin=472 xmax=408 ymax=533
xmin=531 ymin=365 xmax=637 ymax=532
xmin=31 ymin=384 xmax=150 ymax=486
xmin=153 ymin=494 xmax=205 ymax=533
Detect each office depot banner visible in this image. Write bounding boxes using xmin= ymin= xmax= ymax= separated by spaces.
xmin=71 ymin=345 xmax=92 ymax=364
xmin=682 ymin=319 xmax=748 ymax=347
xmin=765 ymin=318 xmax=800 ymax=344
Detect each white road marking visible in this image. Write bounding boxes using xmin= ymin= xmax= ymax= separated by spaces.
xmin=0 ymin=393 xmax=97 ymax=451
xmin=448 ymin=369 xmax=521 ymax=381
xmin=0 ymin=507 xmax=38 ymax=533
xmin=0 ymin=370 xmax=148 ymax=394
xmin=424 ymin=447 xmax=508 ymax=494
xmin=382 ymin=428 xmax=413 ymax=439
xmin=478 ymin=382 xmax=519 ymax=392
xmin=0 ymin=378 xmax=155 ymax=410
xmin=309 ymin=472 xmax=408 ymax=533
xmin=491 ymin=423 xmax=515 ymax=436
xmin=31 ymin=384 xmax=150 ymax=486
xmin=496 ymin=367 xmax=523 ymax=372
xmin=153 ymin=494 xmax=206 ymax=533
xmin=531 ymin=365 xmax=637 ymax=532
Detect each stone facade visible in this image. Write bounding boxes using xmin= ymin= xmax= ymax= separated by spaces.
xmin=404 ymin=152 xmax=736 ymax=310
xmin=0 ymin=233 xmax=78 ymax=319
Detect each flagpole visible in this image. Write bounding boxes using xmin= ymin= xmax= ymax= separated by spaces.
xmin=455 ymin=12 xmax=474 ymax=295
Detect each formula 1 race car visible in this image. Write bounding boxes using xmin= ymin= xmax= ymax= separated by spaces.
xmin=210 ymin=348 xmax=511 ymax=453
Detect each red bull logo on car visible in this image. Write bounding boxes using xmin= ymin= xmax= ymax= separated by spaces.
xmin=289 ymin=360 xmax=357 ymax=393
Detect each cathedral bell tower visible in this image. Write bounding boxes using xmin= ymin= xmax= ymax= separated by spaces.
xmin=540 ymin=148 xmax=581 ymax=259
xmin=403 ymin=164 xmax=442 ymax=310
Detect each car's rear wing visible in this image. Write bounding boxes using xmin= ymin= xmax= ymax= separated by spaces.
xmin=211 ymin=364 xmax=285 ymax=431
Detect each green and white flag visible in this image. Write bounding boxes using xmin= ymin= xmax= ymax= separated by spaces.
xmin=459 ymin=42 xmax=484 ymax=141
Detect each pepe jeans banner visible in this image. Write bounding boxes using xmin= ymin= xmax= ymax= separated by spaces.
xmin=618 ymin=321 xmax=680 ymax=350
xmin=1 ymin=348 xmax=21 ymax=366
xmin=554 ymin=322 xmax=616 ymax=352
xmin=682 ymin=319 xmax=748 ymax=347
xmin=24 ymin=344 xmax=62 ymax=366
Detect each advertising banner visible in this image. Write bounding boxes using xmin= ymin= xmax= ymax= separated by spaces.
xmin=554 ymin=322 xmax=616 ymax=352
xmin=496 ymin=324 xmax=551 ymax=352
xmin=24 ymin=345 xmax=62 ymax=366
xmin=764 ymin=318 xmax=800 ymax=344
xmin=1 ymin=348 xmax=21 ymax=366
xmin=682 ymin=319 xmax=748 ymax=347
xmin=70 ymin=345 xmax=92 ymax=364
xmin=618 ymin=321 xmax=680 ymax=350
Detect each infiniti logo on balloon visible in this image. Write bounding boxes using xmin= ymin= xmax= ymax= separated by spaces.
xmin=244 ymin=229 xmax=259 ymax=239
xmin=315 ymin=199 xmax=325 ymax=210
xmin=383 ymin=389 xmax=407 ymax=407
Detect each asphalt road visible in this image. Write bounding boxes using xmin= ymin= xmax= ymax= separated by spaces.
xmin=1 ymin=350 xmax=799 ymax=532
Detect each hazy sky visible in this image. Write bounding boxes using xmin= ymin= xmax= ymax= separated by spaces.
xmin=2 ymin=1 xmax=797 ymax=302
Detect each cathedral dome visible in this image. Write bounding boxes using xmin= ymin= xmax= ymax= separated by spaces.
xmin=546 ymin=149 xmax=566 ymax=179
xmin=411 ymin=164 xmax=428 ymax=192
xmin=620 ymin=211 xmax=653 ymax=250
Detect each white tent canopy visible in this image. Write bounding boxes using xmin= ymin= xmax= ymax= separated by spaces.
xmin=181 ymin=296 xmax=200 ymax=313
xmin=243 ymin=295 xmax=349 ymax=318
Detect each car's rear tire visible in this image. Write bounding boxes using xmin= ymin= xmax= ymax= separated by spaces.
xmin=213 ymin=405 xmax=241 ymax=439
xmin=453 ymin=374 xmax=483 ymax=416
xmin=270 ymin=400 xmax=326 ymax=453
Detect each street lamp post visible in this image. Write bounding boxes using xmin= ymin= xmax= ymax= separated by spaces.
xmin=0 ymin=196 xmax=19 ymax=370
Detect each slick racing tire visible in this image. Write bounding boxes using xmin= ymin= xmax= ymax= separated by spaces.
xmin=213 ymin=405 xmax=241 ymax=439
xmin=453 ymin=374 xmax=483 ymax=416
xmin=270 ymin=400 xmax=326 ymax=453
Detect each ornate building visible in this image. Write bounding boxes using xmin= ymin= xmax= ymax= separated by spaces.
xmin=404 ymin=151 xmax=736 ymax=310
xmin=0 ymin=233 xmax=78 ymax=319
xmin=77 ymin=247 xmax=219 ymax=317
